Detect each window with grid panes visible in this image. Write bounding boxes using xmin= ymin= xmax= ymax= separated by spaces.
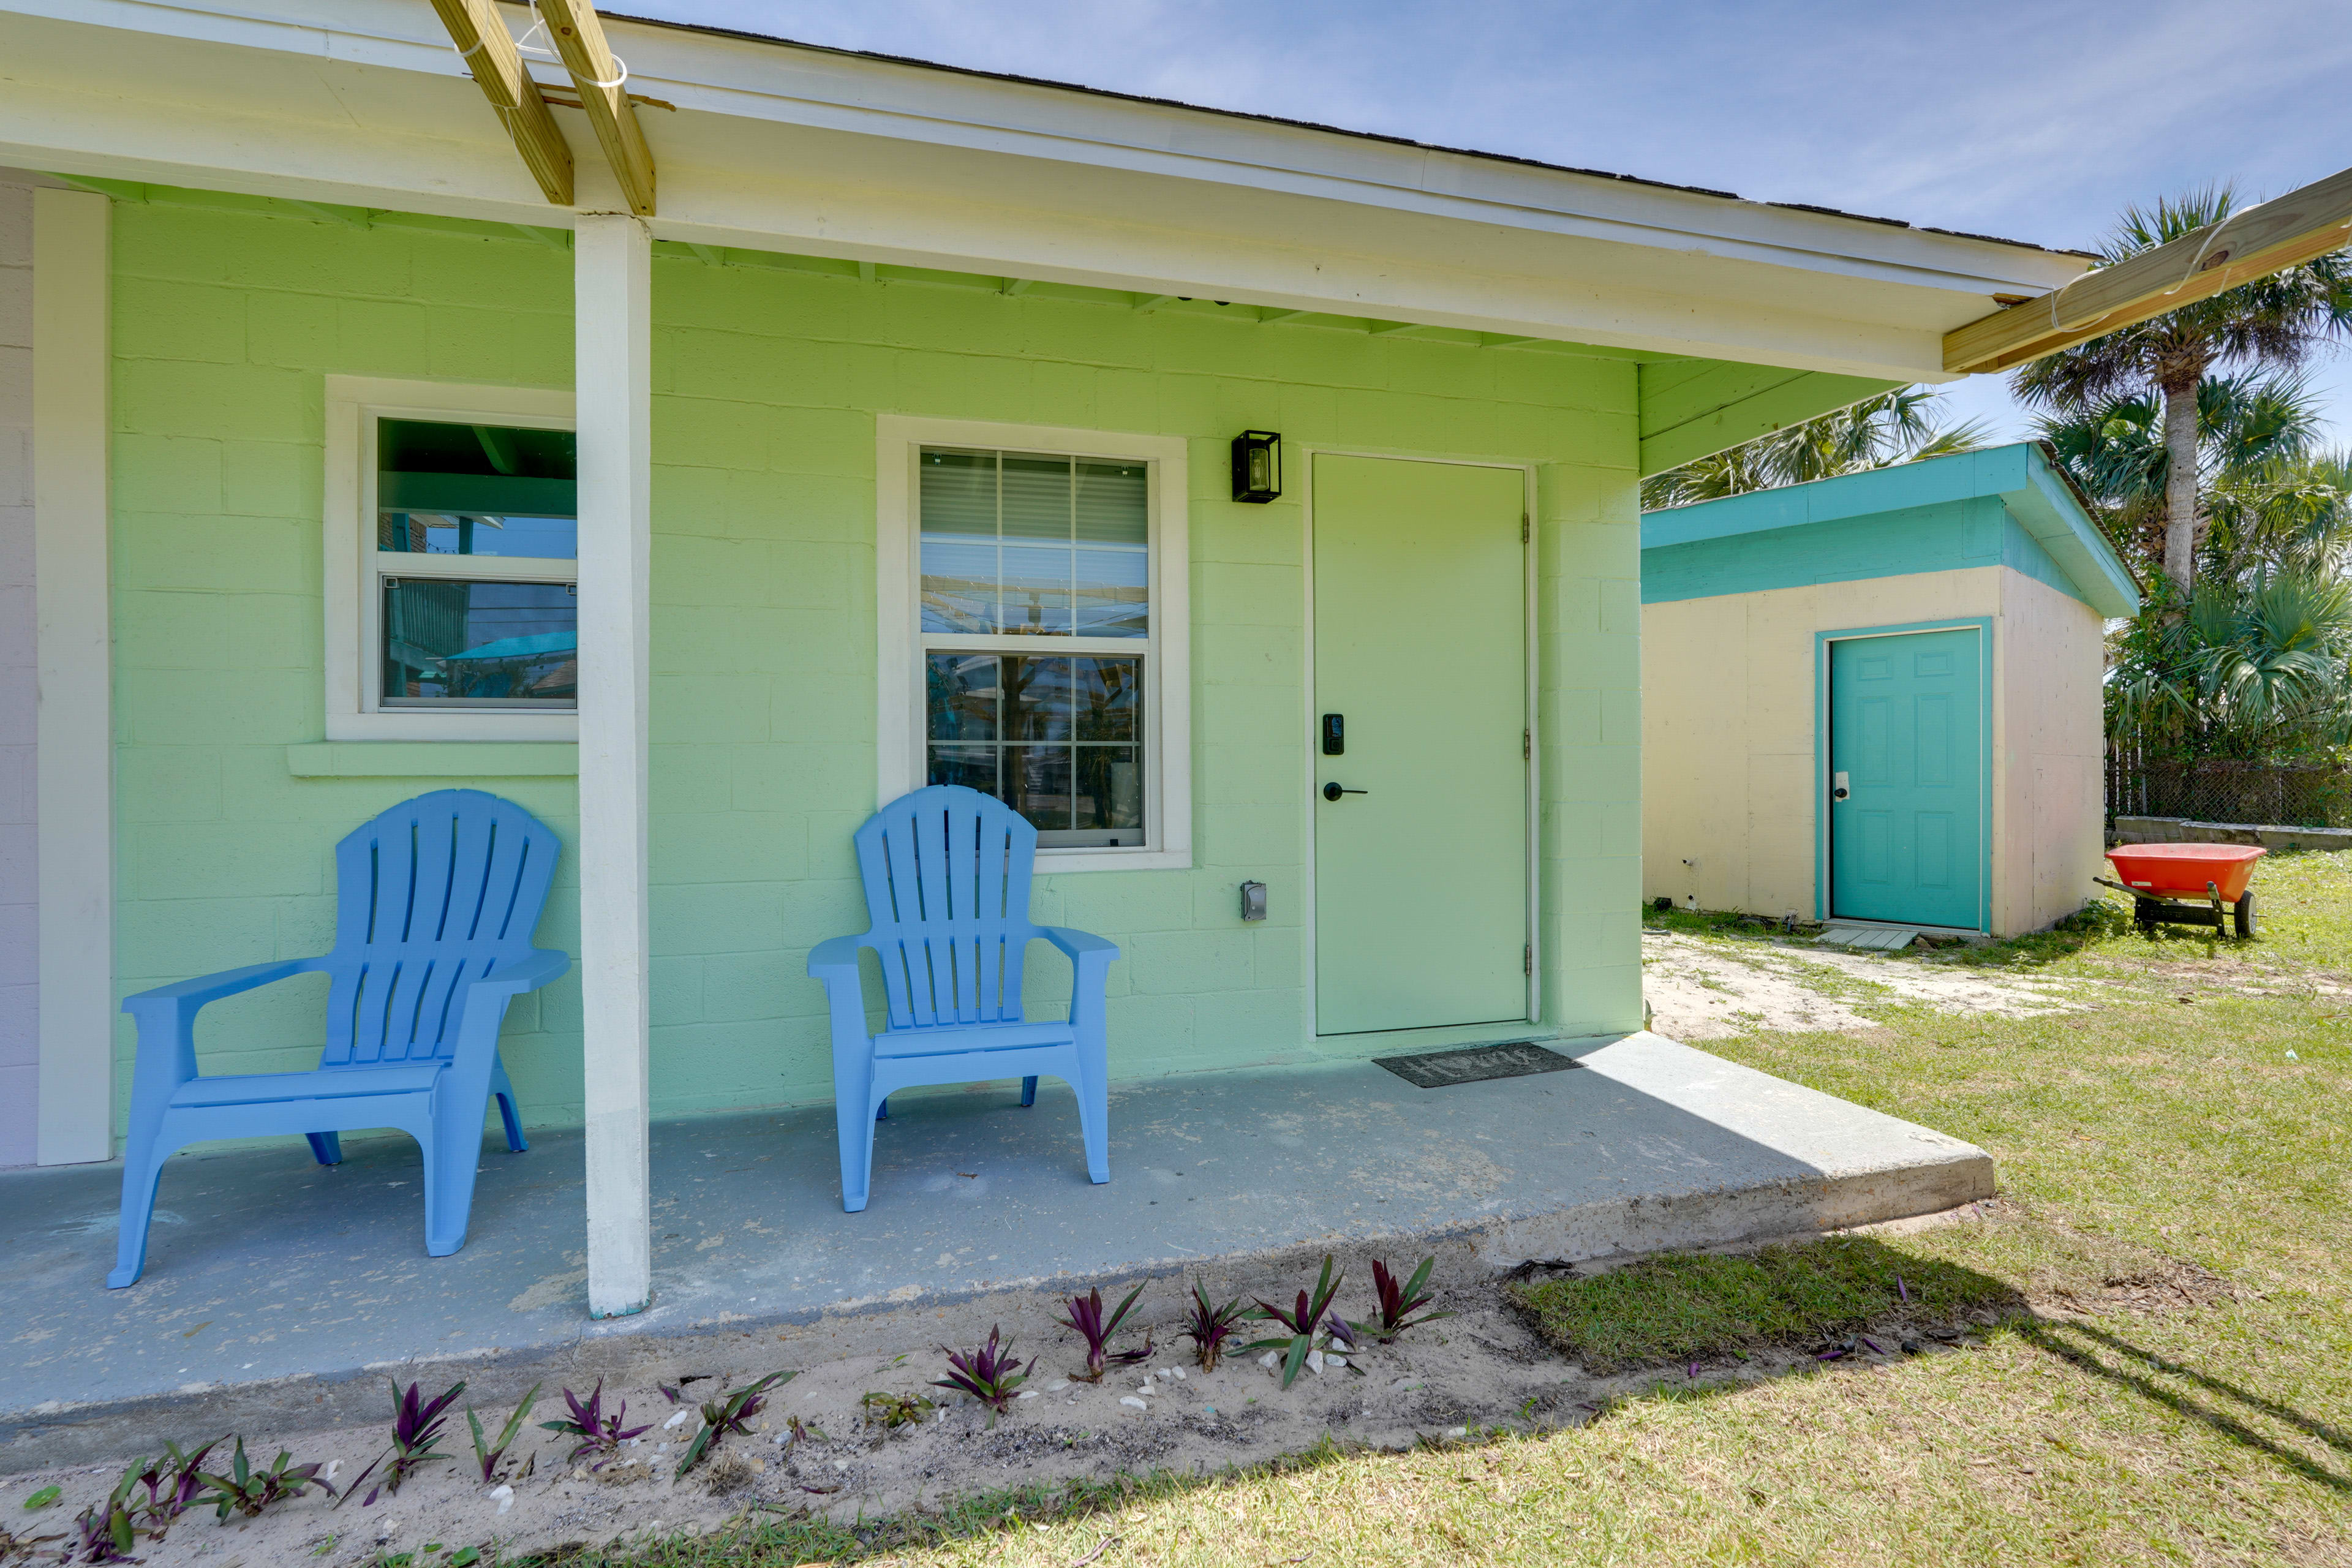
xmin=919 ymin=447 xmax=1152 ymax=846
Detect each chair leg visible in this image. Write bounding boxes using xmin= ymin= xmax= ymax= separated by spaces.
xmin=305 ymin=1133 xmax=344 ymax=1166
xmin=107 ymin=1144 xmax=171 ymax=1289
xmin=835 ymin=1060 xmax=878 ymax=1214
xmin=1020 ymin=1076 xmax=1038 ymax=1108
xmin=875 ymin=1097 xmax=888 ymax=1122
xmin=1071 ymin=1044 xmax=1109 ymax=1185
xmin=420 ymin=1112 xmax=485 ymax=1259
xmin=491 ymin=1058 xmax=529 ymax=1153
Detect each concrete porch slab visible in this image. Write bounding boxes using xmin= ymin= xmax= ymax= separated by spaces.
xmin=1 ymin=1031 xmax=1991 ymax=1466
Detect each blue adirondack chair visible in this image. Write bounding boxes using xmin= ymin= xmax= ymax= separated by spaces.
xmin=108 ymin=790 xmax=571 ymax=1288
xmin=807 ymin=785 xmax=1119 ymax=1212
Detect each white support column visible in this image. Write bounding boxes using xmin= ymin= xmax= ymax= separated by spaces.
xmin=573 ymin=213 xmax=653 ymax=1317
xmin=32 ymin=187 xmax=113 ymax=1167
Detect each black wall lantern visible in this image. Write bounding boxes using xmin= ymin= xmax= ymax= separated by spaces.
xmin=1231 ymin=430 xmax=1282 ymax=503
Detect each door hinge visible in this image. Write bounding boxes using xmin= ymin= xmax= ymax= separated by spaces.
xmin=1521 ymin=513 xmax=1530 ymax=545
xmin=1524 ymin=943 xmax=1534 ymax=975
xmin=1523 ymin=728 xmax=1531 ymax=761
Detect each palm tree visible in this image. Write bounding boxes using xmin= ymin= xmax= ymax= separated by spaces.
xmin=1640 ymin=386 xmax=1991 ymax=510
xmin=2033 ymin=371 xmax=2327 ymax=578
xmin=2013 ymin=186 xmax=2352 ymax=598
xmin=2109 ymin=572 xmax=2352 ymax=761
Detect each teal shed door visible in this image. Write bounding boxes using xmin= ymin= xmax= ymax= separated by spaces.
xmin=1828 ymin=628 xmax=1983 ymax=930
xmin=1313 ymin=455 xmax=1528 ymax=1035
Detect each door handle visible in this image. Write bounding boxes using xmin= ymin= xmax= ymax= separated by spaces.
xmin=1831 ymin=769 xmax=1851 ymax=802
xmin=1322 ymin=782 xmax=1367 ymax=801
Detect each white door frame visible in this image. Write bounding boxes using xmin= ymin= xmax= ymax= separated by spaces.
xmin=1297 ymin=446 xmax=1540 ymax=1041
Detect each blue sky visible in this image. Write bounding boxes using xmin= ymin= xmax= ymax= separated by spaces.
xmin=638 ymin=0 xmax=2352 ymax=445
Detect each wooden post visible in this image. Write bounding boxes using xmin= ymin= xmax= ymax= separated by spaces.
xmin=426 ymin=0 xmax=574 ymax=206
xmin=32 ymin=187 xmax=114 ymax=1167
xmin=574 ymin=213 xmax=653 ymax=1318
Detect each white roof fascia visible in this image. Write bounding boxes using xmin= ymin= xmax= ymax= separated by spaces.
xmin=0 ymin=1 xmax=2092 ymax=379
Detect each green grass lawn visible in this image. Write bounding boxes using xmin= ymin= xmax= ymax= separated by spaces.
xmin=552 ymin=855 xmax=2352 ymax=1567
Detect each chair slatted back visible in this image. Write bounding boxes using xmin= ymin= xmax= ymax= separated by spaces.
xmin=320 ymin=790 xmax=562 ymax=1067
xmin=852 ymin=785 xmax=1038 ymax=1031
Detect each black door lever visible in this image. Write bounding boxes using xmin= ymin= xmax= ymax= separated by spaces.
xmin=1321 ymin=782 xmax=1367 ymax=801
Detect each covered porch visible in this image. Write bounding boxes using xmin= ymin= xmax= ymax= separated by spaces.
xmin=0 ymin=0 xmax=2075 ymax=1348
xmin=2 ymin=1033 xmax=1989 ymax=1457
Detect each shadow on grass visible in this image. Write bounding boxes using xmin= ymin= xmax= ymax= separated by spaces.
xmin=1508 ymin=1233 xmax=2025 ymax=1374
xmin=2021 ymin=1318 xmax=2352 ymax=1494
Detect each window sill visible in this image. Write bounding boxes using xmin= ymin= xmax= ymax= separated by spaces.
xmin=286 ymin=742 xmax=580 ymax=778
xmin=1033 ymin=846 xmax=1191 ymax=874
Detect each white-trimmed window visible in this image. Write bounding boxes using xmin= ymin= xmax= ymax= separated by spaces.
xmin=877 ymin=417 xmax=1191 ymax=871
xmin=325 ymin=377 xmax=579 ymax=741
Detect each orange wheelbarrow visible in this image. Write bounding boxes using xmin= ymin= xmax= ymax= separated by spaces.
xmin=2096 ymin=843 xmax=2266 ymax=938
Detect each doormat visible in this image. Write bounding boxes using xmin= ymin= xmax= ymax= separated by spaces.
xmin=1371 ymin=1041 xmax=1578 ymax=1089
xmin=1817 ymin=925 xmax=1920 ymax=951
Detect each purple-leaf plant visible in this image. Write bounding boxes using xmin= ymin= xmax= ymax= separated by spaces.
xmin=1350 ymin=1256 xmax=1452 ymax=1343
xmin=339 ymin=1379 xmax=466 ymax=1507
xmin=1244 ymin=1254 xmax=1351 ymax=1389
xmin=931 ymin=1327 xmax=1036 ymax=1428
xmin=193 ymin=1438 xmax=336 ymax=1521
xmin=1179 ymin=1278 xmax=1250 ymax=1373
xmin=1055 ymin=1285 xmax=1153 ymax=1381
xmin=674 ymin=1371 xmax=794 ymax=1479
xmin=466 ymin=1382 xmax=543 ymax=1483
xmin=537 ymin=1380 xmax=654 ymax=1471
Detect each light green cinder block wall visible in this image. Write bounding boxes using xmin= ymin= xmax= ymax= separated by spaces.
xmin=107 ymin=198 xmax=1644 ymax=1140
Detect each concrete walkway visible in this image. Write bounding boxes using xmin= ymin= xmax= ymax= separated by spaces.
xmin=2 ymin=1032 xmax=1990 ymax=1447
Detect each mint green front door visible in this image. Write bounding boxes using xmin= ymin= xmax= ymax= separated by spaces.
xmin=1313 ymin=455 xmax=1528 ymax=1036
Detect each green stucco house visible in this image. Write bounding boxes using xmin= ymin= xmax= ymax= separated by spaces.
xmin=0 ymin=0 xmax=2090 ymax=1314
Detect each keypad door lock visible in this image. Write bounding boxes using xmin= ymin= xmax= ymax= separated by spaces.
xmin=1321 ymin=713 xmax=1344 ymax=755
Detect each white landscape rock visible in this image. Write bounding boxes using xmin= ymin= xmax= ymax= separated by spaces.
xmin=662 ymin=1409 xmax=691 ymax=1430
xmin=1172 ymin=1367 xmax=1186 ymax=1380
xmin=489 ymin=1483 xmax=515 ymax=1515
xmin=1305 ymin=1349 xmax=1325 ymax=1375
xmin=1258 ymin=1351 xmax=1281 ymax=1369
xmin=1046 ymin=1379 xmax=1071 ymax=1392
xmin=1119 ymin=1396 xmax=1148 ymax=1411
xmin=1016 ymin=1390 xmax=1039 ymax=1400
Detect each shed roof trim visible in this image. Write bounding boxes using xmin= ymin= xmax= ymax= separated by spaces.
xmin=1640 ymin=442 xmax=2143 ymax=618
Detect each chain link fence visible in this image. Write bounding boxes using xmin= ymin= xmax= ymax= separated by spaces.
xmin=2106 ymin=747 xmax=2352 ymax=829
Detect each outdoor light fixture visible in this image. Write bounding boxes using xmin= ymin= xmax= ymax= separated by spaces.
xmin=1231 ymin=431 xmax=1281 ymax=503
xmin=1239 ymin=880 xmax=1268 ymax=922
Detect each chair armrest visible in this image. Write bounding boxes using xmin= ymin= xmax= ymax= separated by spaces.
xmin=121 ymin=957 xmax=331 ymax=1093
xmin=1039 ymin=926 xmax=1120 ymax=963
xmin=464 ymin=948 xmax=572 ymax=999
xmin=807 ymin=934 xmax=870 ymax=979
xmin=445 ymin=950 xmax=571 ymax=1065
xmin=121 ymin=957 xmax=328 ymax=1016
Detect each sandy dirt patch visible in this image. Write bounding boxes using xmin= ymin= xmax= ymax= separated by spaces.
xmin=1643 ymin=932 xmax=2089 ymax=1041
xmin=0 ymin=1250 xmax=1611 ymax=1566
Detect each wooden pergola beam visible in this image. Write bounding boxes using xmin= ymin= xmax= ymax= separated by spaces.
xmin=428 ymin=0 xmax=573 ymax=206
xmin=1945 ymin=164 xmax=2352 ymax=374
xmin=535 ymin=0 xmax=656 ymax=216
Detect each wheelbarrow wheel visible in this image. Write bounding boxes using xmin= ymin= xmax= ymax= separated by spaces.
xmin=2234 ymin=890 xmax=2256 ymax=939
